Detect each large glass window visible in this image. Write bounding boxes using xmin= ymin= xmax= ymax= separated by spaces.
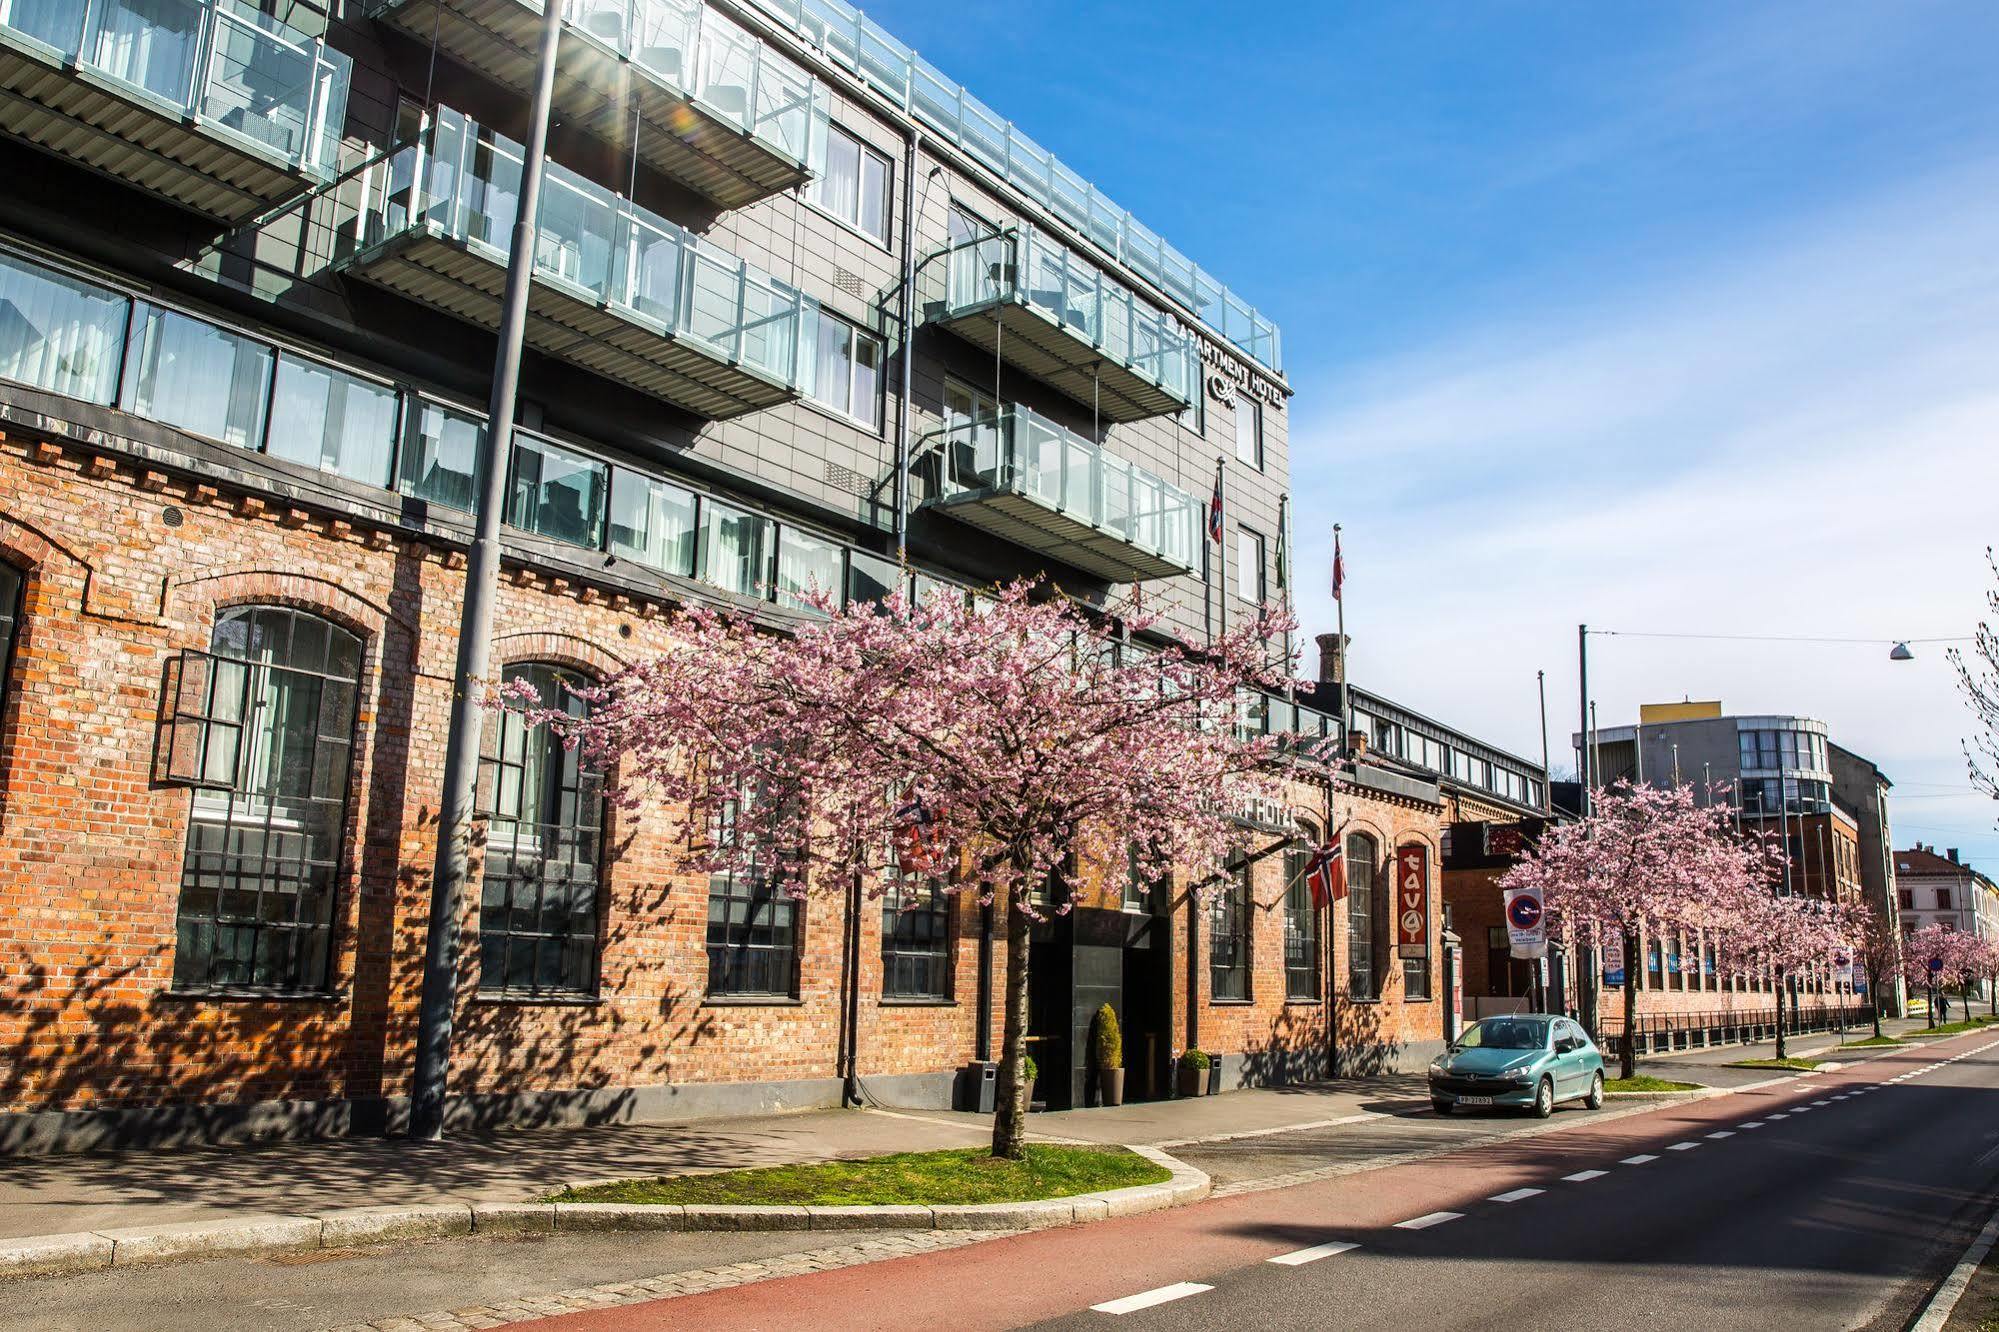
xmin=706 ymin=785 xmax=801 ymax=998
xmin=608 ymin=467 xmax=698 ymax=577
xmin=882 ymin=874 xmax=951 ymax=1001
xmin=477 ymin=663 xmax=603 ymax=998
xmin=1233 ymin=394 xmax=1262 ymax=469
xmin=1209 ymin=860 xmax=1250 ymax=1001
xmin=266 ymin=356 xmax=399 ymax=488
xmin=1346 ymin=834 xmax=1379 ymax=1000
xmin=807 ymin=311 xmax=883 ymax=430
xmin=400 ymin=400 xmax=484 ymax=513
xmin=508 ymin=434 xmax=607 ymax=550
xmin=1236 ymin=528 xmax=1265 ymax=604
xmin=845 ymin=549 xmax=899 ymax=607
xmin=808 ymin=123 xmax=892 ymax=244
xmin=775 ymin=525 xmax=843 ymax=612
xmin=122 ymin=302 xmax=274 ymax=449
xmin=699 ymin=500 xmax=771 ymax=598
xmin=0 ymin=249 xmax=127 ymax=404
xmin=171 ymin=607 xmax=362 ymax=994
xmin=1284 ymin=844 xmax=1321 ymax=1001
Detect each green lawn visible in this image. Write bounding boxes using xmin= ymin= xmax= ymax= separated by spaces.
xmin=1909 ymin=1014 xmax=1999 ymax=1037
xmin=1728 ymin=1057 xmax=1826 ymax=1071
xmin=1605 ymin=1075 xmax=1701 ymax=1093
xmin=1840 ymin=1036 xmax=1905 ymax=1047
xmin=551 ymin=1145 xmax=1170 ymax=1208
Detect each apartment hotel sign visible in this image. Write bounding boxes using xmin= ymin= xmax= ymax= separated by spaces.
xmin=1202 ymin=344 xmax=1285 ymax=411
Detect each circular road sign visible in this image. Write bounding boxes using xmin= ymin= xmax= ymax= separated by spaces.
xmin=1506 ymin=892 xmax=1544 ymax=931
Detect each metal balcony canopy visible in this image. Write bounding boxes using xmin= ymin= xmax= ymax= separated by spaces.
xmin=370 ymin=0 xmax=825 ymax=211
xmin=338 ymin=108 xmax=812 ymax=420
xmin=917 ymin=409 xmax=1201 ymax=584
xmin=921 ymin=225 xmax=1200 ymax=425
xmin=0 ymin=0 xmax=351 ymax=221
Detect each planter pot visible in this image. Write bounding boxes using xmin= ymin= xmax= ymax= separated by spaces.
xmin=1099 ymin=1068 xmax=1125 ymax=1107
xmin=1023 ymin=1078 xmax=1035 ymax=1110
xmin=1176 ymin=1066 xmax=1207 ymax=1097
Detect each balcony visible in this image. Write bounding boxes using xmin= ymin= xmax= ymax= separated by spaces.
xmin=921 ymin=225 xmax=1198 ymax=425
xmin=917 ymin=408 xmax=1199 ymax=583
xmin=340 ymin=107 xmax=812 ymax=420
xmin=0 ymin=0 xmax=350 ymax=221
xmin=370 ymin=0 xmax=824 ymax=211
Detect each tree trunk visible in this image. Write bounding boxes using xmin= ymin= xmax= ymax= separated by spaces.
xmin=1774 ymin=972 xmax=1787 ymax=1061
xmin=1620 ymin=927 xmax=1637 ymax=1080
xmin=1871 ymin=980 xmax=1883 ymax=1040
xmin=1928 ymin=983 xmax=1937 ymax=1028
xmin=990 ymin=893 xmax=1034 ymax=1160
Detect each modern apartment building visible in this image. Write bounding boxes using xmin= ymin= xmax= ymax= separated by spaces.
xmin=0 ymin=0 xmax=1435 ymax=1150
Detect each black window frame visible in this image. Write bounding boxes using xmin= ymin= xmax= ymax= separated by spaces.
xmin=881 ymin=871 xmax=953 ymax=1002
xmin=1209 ymin=859 xmax=1251 ymax=1002
xmin=706 ymin=784 xmax=804 ymax=999
xmin=167 ymin=605 xmax=363 ymax=996
xmin=475 ymin=662 xmax=606 ymax=1000
xmin=1283 ymin=843 xmax=1321 ymax=1002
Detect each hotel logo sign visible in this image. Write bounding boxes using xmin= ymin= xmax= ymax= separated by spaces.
xmin=1202 ymin=345 xmax=1285 ymax=411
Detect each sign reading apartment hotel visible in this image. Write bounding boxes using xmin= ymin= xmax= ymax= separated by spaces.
xmin=1504 ymin=887 xmax=1547 ymax=960
xmin=1201 ymin=344 xmax=1285 ymax=410
xmin=1395 ymin=843 xmax=1429 ymax=959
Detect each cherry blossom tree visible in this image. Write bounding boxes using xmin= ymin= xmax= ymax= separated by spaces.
xmin=1498 ymin=782 xmax=1775 ymax=1079
xmin=1949 ymin=547 xmax=1999 ymax=826
xmin=1719 ymin=891 xmax=1857 ymax=1060
xmin=504 ymin=578 xmax=1296 ymax=1159
xmin=1901 ymin=924 xmax=1979 ymax=1027
xmin=1853 ymin=910 xmax=1904 ymax=1039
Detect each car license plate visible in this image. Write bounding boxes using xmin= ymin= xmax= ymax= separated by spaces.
xmin=1456 ymin=1095 xmax=1494 ymax=1106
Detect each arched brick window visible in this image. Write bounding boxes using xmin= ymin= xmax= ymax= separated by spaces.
xmin=476 ymin=663 xmax=604 ymax=998
xmin=1346 ymin=832 xmax=1381 ymax=1000
xmin=170 ymin=606 xmax=363 ymax=994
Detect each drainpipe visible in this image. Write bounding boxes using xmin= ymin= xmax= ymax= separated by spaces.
xmin=894 ymin=126 xmax=921 ymax=563
xmin=976 ymin=900 xmax=994 ymax=1062
xmin=842 ymin=865 xmax=864 ymax=1106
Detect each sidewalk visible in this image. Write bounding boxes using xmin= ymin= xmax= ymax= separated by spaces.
xmin=1630 ymin=1014 xmax=1934 ymax=1087
xmin=0 ymin=1078 xmax=1429 ymax=1243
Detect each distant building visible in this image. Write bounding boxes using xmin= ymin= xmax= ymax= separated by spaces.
xmin=1894 ymin=845 xmax=1998 ymax=1004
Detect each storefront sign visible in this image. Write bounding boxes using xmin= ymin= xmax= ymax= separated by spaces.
xmin=1601 ymin=934 xmax=1626 ymax=987
xmin=1504 ymin=887 xmax=1547 ymax=960
xmin=1395 ymin=844 xmax=1429 ymax=958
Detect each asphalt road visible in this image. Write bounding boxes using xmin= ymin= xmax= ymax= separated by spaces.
xmin=525 ymin=1029 xmax=1999 ymax=1332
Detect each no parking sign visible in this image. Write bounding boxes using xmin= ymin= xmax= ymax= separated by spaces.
xmin=1504 ymin=888 xmax=1547 ymax=960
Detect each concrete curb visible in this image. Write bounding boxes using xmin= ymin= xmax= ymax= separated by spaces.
xmin=0 ymin=1149 xmax=1210 ymax=1281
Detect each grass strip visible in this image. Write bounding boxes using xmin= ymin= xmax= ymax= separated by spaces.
xmin=551 ymin=1145 xmax=1170 ymax=1208
xmin=1605 ymin=1075 xmax=1701 ymax=1093
xmin=1728 ymin=1057 xmax=1826 ymax=1071
xmin=1841 ymin=1036 xmax=1906 ymax=1047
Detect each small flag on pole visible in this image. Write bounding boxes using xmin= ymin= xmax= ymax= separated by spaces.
xmin=892 ymin=795 xmax=946 ymax=875
xmin=1331 ymin=530 xmax=1346 ymax=601
xmin=1304 ymin=839 xmax=1346 ymax=908
xmin=1207 ymin=464 xmax=1225 ymax=543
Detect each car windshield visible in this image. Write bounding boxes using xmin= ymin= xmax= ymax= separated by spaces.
xmin=1455 ymin=1018 xmax=1548 ymax=1051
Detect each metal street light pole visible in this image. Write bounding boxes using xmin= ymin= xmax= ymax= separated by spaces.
xmin=409 ymin=0 xmax=566 ymax=1142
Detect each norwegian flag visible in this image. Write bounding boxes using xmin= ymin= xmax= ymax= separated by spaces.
xmin=1304 ymin=839 xmax=1346 ymax=908
xmin=1207 ymin=467 xmax=1225 ymax=543
xmin=1332 ymin=529 xmax=1346 ymax=602
xmin=892 ymin=794 xmax=946 ymax=875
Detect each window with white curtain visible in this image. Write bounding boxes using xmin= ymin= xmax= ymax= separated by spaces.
xmin=807 ymin=310 xmax=883 ymax=429
xmin=809 ymin=123 xmax=892 ymax=243
xmin=121 ymin=302 xmax=274 ymax=449
xmin=0 ymin=249 xmax=127 ymax=405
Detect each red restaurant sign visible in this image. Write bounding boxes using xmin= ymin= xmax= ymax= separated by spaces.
xmin=1395 ymin=843 xmax=1429 ymax=958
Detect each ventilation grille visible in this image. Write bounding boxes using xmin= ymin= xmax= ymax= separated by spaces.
xmin=824 ymin=461 xmax=874 ymax=496
xmin=833 ymin=268 xmax=867 ymax=299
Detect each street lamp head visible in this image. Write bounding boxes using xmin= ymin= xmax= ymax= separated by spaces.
xmin=1889 ymin=642 xmax=1915 ymax=662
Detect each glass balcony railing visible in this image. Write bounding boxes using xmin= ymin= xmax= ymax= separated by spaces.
xmin=932 ymin=223 xmax=1199 ymax=410
xmin=0 ymin=0 xmax=351 ymax=180
xmin=369 ymin=0 xmax=824 ymax=175
xmin=923 ymin=407 xmax=1200 ymax=577
xmin=740 ymin=0 xmax=1283 ymax=376
xmin=353 ymin=107 xmax=814 ymax=396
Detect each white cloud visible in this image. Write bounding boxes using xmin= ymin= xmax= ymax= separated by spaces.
xmin=1283 ymin=156 xmax=1999 ymax=861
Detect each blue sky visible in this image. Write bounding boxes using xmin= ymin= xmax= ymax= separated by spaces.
xmin=863 ymin=1 xmax=1999 ymax=865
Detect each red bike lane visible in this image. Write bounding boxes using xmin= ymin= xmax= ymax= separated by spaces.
xmin=511 ymin=1032 xmax=1992 ymax=1332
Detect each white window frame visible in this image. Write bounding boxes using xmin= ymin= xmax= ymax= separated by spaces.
xmin=1233 ymin=393 xmax=1262 ymax=469
xmin=807 ymin=122 xmax=893 ymax=246
xmin=1236 ymin=526 xmax=1265 ymax=604
xmin=807 ymin=310 xmax=885 ymax=432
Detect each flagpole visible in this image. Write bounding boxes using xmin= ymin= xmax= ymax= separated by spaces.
xmin=1334 ymin=524 xmax=1349 ymax=750
xmin=1216 ymin=456 xmax=1228 ymax=645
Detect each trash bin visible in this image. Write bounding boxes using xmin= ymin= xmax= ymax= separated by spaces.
xmin=958 ymin=1061 xmax=998 ymax=1113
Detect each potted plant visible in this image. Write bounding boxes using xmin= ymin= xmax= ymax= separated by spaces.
xmin=1176 ymin=1048 xmax=1210 ymax=1098
xmin=1093 ymin=1003 xmax=1125 ymax=1107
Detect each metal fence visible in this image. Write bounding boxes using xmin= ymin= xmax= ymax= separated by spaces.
xmin=1592 ymin=1002 xmax=1874 ymax=1056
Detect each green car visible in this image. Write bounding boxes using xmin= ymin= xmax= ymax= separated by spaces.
xmin=1428 ymin=1015 xmax=1605 ymax=1118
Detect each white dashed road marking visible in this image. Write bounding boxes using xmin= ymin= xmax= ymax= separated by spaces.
xmin=1706 ymin=1131 xmax=1736 ymax=1139
xmin=1093 ymin=1283 xmax=1214 ymax=1315
xmin=1489 ymin=1188 xmax=1544 ymax=1203
xmin=1768 ymin=1112 xmax=1791 ymax=1119
xmin=1668 ymin=1142 xmax=1701 ymax=1151
xmin=1564 ymin=1170 xmax=1608 ymax=1182
xmin=1621 ymin=1154 xmax=1659 ymax=1165
xmin=1739 ymin=1122 xmax=1765 ymax=1129
xmin=1268 ymin=1240 xmax=1359 ymax=1266
xmin=1395 ymin=1211 xmax=1464 ymax=1230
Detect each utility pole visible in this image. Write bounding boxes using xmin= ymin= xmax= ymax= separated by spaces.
xmin=1536 ymin=669 xmax=1550 ymax=812
xmin=409 ymin=0 xmax=566 ymax=1142
xmin=1576 ymin=625 xmax=1596 ymax=1034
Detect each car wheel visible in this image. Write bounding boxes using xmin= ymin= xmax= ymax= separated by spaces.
xmin=1432 ymin=1098 xmax=1453 ymax=1115
xmin=1584 ymin=1071 xmax=1605 ymax=1110
xmin=1532 ymin=1076 xmax=1554 ymax=1119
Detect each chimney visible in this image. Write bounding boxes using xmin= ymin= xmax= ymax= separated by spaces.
xmin=1347 ymin=728 xmax=1369 ymax=757
xmin=1948 ymin=848 xmax=1960 ymax=864
xmin=1315 ymin=632 xmax=1349 ymax=686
